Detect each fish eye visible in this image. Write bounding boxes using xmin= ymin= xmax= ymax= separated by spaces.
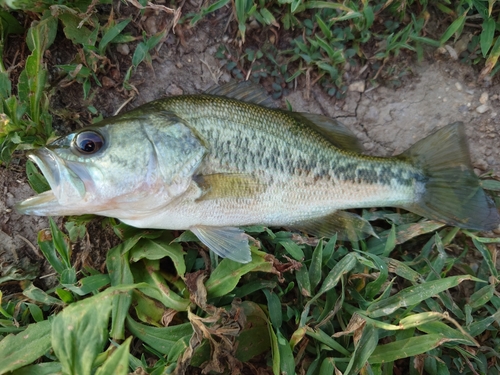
xmin=72 ymin=131 xmax=104 ymax=155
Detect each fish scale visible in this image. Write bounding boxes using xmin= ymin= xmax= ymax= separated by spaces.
xmin=157 ymin=94 xmax=418 ymax=196
xmin=16 ymin=82 xmax=500 ymax=263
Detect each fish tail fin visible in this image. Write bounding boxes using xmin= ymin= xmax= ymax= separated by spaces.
xmin=402 ymin=122 xmax=499 ymax=231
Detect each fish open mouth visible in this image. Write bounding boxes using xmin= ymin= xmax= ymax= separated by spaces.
xmin=16 ymin=149 xmax=87 ymax=216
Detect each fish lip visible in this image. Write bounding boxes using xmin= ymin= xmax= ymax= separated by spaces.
xmin=15 ymin=148 xmax=88 ymax=215
xmin=15 ymin=149 xmax=60 ymax=215
xmin=29 ymin=149 xmax=61 ymax=191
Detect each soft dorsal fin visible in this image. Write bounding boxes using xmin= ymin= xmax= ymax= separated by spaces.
xmin=289 ymin=210 xmax=377 ymax=242
xmin=205 ymin=81 xmax=276 ymax=108
xmin=291 ymin=112 xmax=364 ymax=153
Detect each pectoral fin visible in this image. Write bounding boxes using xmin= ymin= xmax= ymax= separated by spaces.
xmin=291 ymin=211 xmax=377 ymax=242
xmin=194 ymin=173 xmax=265 ymax=201
xmin=191 ymin=226 xmax=252 ymax=263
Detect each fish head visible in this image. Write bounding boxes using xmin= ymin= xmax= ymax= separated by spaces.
xmin=16 ymin=113 xmax=206 ymax=219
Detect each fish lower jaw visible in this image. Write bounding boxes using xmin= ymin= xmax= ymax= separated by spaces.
xmin=15 ymin=190 xmax=58 ymax=215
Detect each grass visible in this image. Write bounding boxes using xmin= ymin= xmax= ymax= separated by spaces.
xmin=1 ymin=1 xmax=500 ymax=374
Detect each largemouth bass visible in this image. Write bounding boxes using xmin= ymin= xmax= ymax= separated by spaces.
xmin=16 ymin=82 xmax=500 ymax=263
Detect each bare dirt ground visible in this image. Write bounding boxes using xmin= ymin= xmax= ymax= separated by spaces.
xmin=1 ymin=16 xmax=499 ymax=286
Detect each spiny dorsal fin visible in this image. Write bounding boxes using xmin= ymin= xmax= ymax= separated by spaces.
xmin=205 ymin=81 xmax=276 ymax=108
xmin=194 ymin=173 xmax=266 ymax=201
xmin=289 ymin=210 xmax=377 ymax=242
xmin=291 ymin=112 xmax=364 ymax=153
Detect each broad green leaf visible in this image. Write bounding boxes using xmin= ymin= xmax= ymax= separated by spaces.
xmin=26 ymin=160 xmax=50 ymax=193
xmin=280 ymin=239 xmax=304 ymax=260
xmin=129 ymin=235 xmax=186 ymax=276
xmin=63 ymin=274 xmax=111 ymax=296
xmin=363 ymin=5 xmax=374 ymax=28
xmin=130 ymin=259 xmax=190 ymax=311
xmin=126 ymin=316 xmax=193 ymax=355
xmin=205 ymin=252 xmax=271 ymax=298
xmin=132 ymin=42 xmax=148 ymax=67
xmin=235 ymin=302 xmax=271 ymax=362
xmin=369 ymin=334 xmax=453 ymax=363
xmin=0 ymin=10 xmax=24 ymax=35
xmin=259 ymin=7 xmax=276 ymax=25
xmin=26 ymin=302 xmax=44 ymax=322
xmin=23 ymin=283 xmax=64 ymax=306
xmin=366 ymin=275 xmax=477 ymax=318
xmin=10 ymin=363 xmax=62 ymax=375
xmin=52 ymin=292 xmax=114 ymax=375
xmin=319 ymin=358 xmax=336 ymax=374
xmin=0 ymin=320 xmax=51 ymax=374
xmin=480 ymin=18 xmax=495 ymax=57
xmin=95 ymin=337 xmax=132 ymax=375
xmin=99 ymin=18 xmax=131 ymax=53
xmin=0 ymin=71 xmax=11 ymax=99
xmin=59 ymin=13 xmax=97 ymax=46
xmin=133 ymin=289 xmax=168 ymax=326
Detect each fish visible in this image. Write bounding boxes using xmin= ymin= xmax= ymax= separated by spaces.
xmin=16 ymin=82 xmax=500 ymax=263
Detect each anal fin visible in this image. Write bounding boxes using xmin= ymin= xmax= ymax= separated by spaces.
xmin=290 ymin=211 xmax=377 ymax=242
xmin=190 ymin=226 xmax=252 ymax=263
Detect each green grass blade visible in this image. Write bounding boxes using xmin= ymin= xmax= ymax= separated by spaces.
xmin=95 ymin=337 xmax=131 ymax=375
xmin=480 ymin=17 xmax=495 ymax=57
xmin=366 ymin=275 xmax=478 ymax=318
xmin=126 ymin=316 xmax=193 ymax=355
xmin=369 ymin=334 xmax=453 ymax=363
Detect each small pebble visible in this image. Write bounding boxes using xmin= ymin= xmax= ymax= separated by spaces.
xmin=116 ymin=43 xmax=130 ymax=56
xmin=476 ymin=104 xmax=490 ymax=114
xmin=165 ymin=84 xmax=183 ymax=96
xmin=145 ymin=16 xmax=158 ymax=35
xmin=479 ymin=92 xmax=489 ymax=104
xmin=455 ymin=82 xmax=463 ymax=91
xmin=102 ymin=76 xmax=116 ymax=89
xmin=348 ymin=81 xmax=365 ymax=93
